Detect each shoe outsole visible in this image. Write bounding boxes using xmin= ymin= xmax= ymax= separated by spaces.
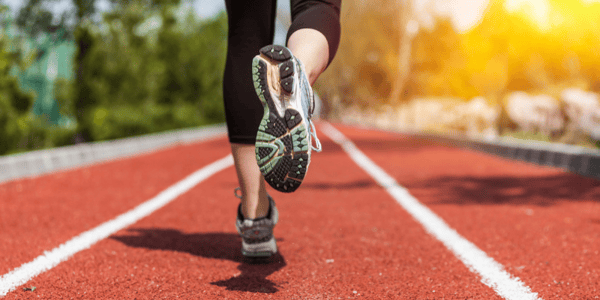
xmin=252 ymin=45 xmax=311 ymax=193
xmin=241 ymin=237 xmax=278 ymax=258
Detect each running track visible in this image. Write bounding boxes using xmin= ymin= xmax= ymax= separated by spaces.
xmin=1 ymin=123 xmax=599 ymax=299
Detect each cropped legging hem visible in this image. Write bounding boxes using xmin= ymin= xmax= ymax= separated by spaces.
xmin=229 ymin=135 xmax=260 ymax=145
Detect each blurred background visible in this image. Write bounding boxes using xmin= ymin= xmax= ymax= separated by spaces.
xmin=0 ymin=0 xmax=598 ymax=156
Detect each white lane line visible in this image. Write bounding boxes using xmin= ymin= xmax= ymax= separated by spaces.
xmin=0 ymin=155 xmax=234 ymax=297
xmin=321 ymin=123 xmax=540 ymax=300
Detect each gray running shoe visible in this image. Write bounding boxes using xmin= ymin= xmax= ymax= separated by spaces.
xmin=252 ymin=45 xmax=322 ymax=193
xmin=234 ymin=188 xmax=279 ymax=258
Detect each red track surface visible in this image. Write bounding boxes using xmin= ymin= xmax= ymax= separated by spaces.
xmin=1 ymin=123 xmax=598 ymax=299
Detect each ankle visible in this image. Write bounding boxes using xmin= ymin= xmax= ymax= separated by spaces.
xmin=241 ymin=194 xmax=270 ymax=219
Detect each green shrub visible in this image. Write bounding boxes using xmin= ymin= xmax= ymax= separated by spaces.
xmin=1 ymin=1 xmax=228 ymax=155
xmin=72 ymin=3 xmax=227 ymax=142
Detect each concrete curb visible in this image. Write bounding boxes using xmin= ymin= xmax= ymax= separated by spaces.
xmin=0 ymin=124 xmax=227 ymax=184
xmin=342 ymin=122 xmax=600 ymax=180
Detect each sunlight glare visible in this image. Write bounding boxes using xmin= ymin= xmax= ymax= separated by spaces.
xmin=505 ymin=0 xmax=550 ymax=30
xmin=414 ymin=0 xmax=489 ymax=32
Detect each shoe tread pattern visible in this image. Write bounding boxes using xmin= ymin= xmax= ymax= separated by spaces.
xmin=254 ymin=46 xmax=311 ymax=193
xmin=259 ymin=45 xmax=295 ymax=94
xmin=260 ymin=45 xmax=292 ymax=62
xmin=257 ymin=108 xmax=309 ymax=193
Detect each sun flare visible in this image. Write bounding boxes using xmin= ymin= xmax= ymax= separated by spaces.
xmin=505 ymin=0 xmax=550 ymax=29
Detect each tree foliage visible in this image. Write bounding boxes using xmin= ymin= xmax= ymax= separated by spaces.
xmin=0 ymin=0 xmax=228 ymax=154
xmin=0 ymin=5 xmax=39 ymax=155
xmin=407 ymin=0 xmax=600 ymax=102
xmin=73 ymin=0 xmax=95 ymax=21
xmin=318 ymin=0 xmax=600 ymax=114
xmin=16 ymin=0 xmax=71 ymax=39
xmin=316 ymin=0 xmax=406 ymax=113
xmin=71 ymin=0 xmax=227 ymax=142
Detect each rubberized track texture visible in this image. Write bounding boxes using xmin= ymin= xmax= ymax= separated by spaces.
xmin=1 ymin=123 xmax=599 ymax=299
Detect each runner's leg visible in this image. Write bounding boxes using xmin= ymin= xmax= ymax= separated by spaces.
xmin=224 ymin=0 xmax=277 ymax=219
xmin=287 ymin=0 xmax=342 ymax=83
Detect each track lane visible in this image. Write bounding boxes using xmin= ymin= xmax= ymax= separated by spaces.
xmin=4 ymin=124 xmax=503 ymax=299
xmin=333 ymin=124 xmax=600 ymax=299
xmin=322 ymin=123 xmax=539 ymax=300
xmin=0 ymin=138 xmax=231 ymax=275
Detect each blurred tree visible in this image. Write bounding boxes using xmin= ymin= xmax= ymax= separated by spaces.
xmin=71 ymin=0 xmax=96 ymax=129
xmin=73 ymin=0 xmax=95 ymax=22
xmin=0 ymin=4 xmax=36 ymax=154
xmin=16 ymin=0 xmax=72 ymax=39
xmin=318 ymin=0 xmax=600 ymax=105
xmin=72 ymin=23 xmax=96 ymax=141
xmin=108 ymin=0 xmax=181 ymax=10
xmin=70 ymin=0 xmax=227 ymax=142
xmin=389 ymin=0 xmax=414 ymax=105
xmin=314 ymin=0 xmax=599 ymax=148
xmin=16 ymin=0 xmax=54 ymax=37
xmin=316 ymin=0 xmax=409 ymax=113
xmin=406 ymin=18 xmax=477 ymax=100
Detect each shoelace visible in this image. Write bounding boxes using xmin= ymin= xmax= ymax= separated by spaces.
xmin=297 ymin=58 xmax=322 ymax=153
xmin=309 ymin=120 xmax=322 ymax=152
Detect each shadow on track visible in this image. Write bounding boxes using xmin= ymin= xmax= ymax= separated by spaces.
xmin=301 ymin=179 xmax=376 ymax=190
xmin=406 ymin=173 xmax=600 ymax=206
xmin=111 ymin=228 xmax=286 ymax=293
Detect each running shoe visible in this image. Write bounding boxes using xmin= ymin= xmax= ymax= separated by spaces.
xmin=252 ymin=45 xmax=322 ymax=193
xmin=235 ymin=188 xmax=279 ymax=258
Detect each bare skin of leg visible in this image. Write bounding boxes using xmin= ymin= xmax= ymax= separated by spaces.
xmin=287 ymin=28 xmax=330 ymax=85
xmin=233 ymin=28 xmax=330 ymax=220
xmin=231 ymin=143 xmax=270 ymax=219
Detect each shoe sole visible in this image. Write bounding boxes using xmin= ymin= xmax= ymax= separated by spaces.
xmin=241 ymin=237 xmax=278 ymax=258
xmin=252 ymin=45 xmax=310 ymax=193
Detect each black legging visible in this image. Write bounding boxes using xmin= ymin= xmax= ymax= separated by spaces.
xmin=223 ymin=0 xmax=342 ymax=145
